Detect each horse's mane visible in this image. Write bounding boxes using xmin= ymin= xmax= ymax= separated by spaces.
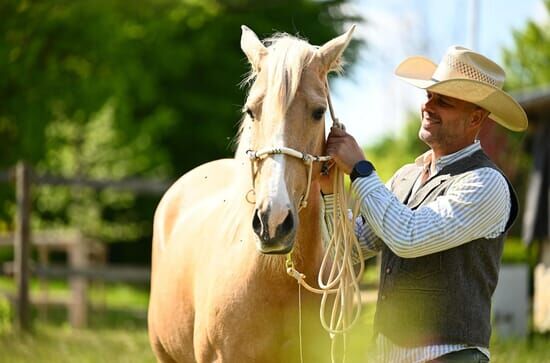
xmin=234 ymin=34 xmax=317 ymax=155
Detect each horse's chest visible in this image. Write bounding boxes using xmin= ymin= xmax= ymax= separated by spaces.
xmin=194 ymin=285 xmax=296 ymax=362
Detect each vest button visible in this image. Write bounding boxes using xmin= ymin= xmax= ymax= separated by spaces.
xmin=381 ymin=294 xmax=386 ymax=300
xmin=385 ymin=267 xmax=392 ymax=274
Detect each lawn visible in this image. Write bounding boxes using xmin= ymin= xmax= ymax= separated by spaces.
xmin=0 ymin=323 xmax=154 ymax=363
xmin=0 ymin=276 xmax=548 ymax=362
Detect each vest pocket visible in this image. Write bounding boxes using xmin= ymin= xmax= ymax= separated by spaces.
xmin=399 ymin=254 xmax=442 ymax=279
xmin=396 ymin=254 xmax=447 ymax=292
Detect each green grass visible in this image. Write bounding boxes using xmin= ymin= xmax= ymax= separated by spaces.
xmin=490 ymin=334 xmax=550 ymax=363
xmin=0 ymin=278 xmax=154 ymax=363
xmin=0 ymin=323 xmax=154 ymax=363
xmin=0 ymin=275 xmax=548 ymax=362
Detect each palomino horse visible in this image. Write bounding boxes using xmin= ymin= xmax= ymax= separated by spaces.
xmin=148 ymin=25 xmax=355 ymax=363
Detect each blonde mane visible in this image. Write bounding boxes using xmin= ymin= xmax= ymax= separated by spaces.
xmin=236 ymin=34 xmax=317 ymax=155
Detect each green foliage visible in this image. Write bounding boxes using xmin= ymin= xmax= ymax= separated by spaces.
xmin=502 ymin=0 xmax=550 ymax=90
xmin=502 ymin=237 xmax=537 ymax=265
xmin=365 ymin=112 xmax=427 ymax=182
xmin=0 ymin=0 xmax=362 ymax=252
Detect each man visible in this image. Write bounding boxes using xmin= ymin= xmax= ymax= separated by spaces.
xmin=321 ymin=46 xmax=528 ymax=362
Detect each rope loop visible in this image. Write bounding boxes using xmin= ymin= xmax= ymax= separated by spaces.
xmin=245 ymin=189 xmax=256 ymax=204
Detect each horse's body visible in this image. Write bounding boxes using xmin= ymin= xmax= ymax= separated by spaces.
xmin=148 ymin=159 xmax=325 ymax=362
xmin=148 ymin=26 xmax=355 ymax=363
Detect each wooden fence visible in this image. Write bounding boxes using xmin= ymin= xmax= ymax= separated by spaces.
xmin=0 ymin=162 xmax=169 ymax=330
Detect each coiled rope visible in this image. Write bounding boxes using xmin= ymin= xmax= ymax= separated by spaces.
xmin=284 ymin=84 xmax=365 ymax=363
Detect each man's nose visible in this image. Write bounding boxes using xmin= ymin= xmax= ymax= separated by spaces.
xmin=422 ymin=95 xmax=435 ymax=113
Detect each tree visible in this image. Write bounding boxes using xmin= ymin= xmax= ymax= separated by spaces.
xmin=0 ymin=0 xmax=362 ymax=261
xmin=502 ymin=0 xmax=550 ymax=90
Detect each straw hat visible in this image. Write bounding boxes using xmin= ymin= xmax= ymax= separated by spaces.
xmin=395 ymin=45 xmax=528 ymax=131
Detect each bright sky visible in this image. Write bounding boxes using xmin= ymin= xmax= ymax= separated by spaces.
xmin=330 ymin=0 xmax=547 ymax=146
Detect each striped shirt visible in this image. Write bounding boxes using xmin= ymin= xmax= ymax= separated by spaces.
xmin=322 ymin=141 xmax=510 ymax=362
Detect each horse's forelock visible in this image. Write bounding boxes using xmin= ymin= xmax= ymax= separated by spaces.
xmin=263 ymin=34 xmax=316 ymax=118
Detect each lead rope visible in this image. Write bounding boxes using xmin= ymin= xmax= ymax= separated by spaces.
xmin=285 ymin=81 xmax=365 ymax=363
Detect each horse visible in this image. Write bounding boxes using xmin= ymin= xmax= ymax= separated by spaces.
xmin=147 ymin=25 xmax=355 ymax=363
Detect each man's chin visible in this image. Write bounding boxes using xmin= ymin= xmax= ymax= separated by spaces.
xmin=419 ymin=129 xmax=433 ymax=144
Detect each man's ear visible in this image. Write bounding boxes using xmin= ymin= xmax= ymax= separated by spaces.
xmin=470 ymin=107 xmax=489 ymax=128
xmin=241 ymin=25 xmax=267 ymax=72
xmin=317 ymin=25 xmax=356 ymax=72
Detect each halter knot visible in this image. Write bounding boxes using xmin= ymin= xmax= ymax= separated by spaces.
xmin=302 ymin=154 xmax=313 ymax=165
xmin=246 ymin=149 xmax=257 ymax=160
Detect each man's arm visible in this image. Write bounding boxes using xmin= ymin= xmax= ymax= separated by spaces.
xmin=351 ymin=167 xmax=511 ymax=258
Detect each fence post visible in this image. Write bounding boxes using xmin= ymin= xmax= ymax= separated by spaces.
xmin=14 ymin=161 xmax=31 ymax=331
xmin=69 ymin=235 xmax=88 ymax=328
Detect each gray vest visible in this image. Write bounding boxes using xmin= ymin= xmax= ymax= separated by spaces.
xmin=373 ymin=150 xmax=518 ymax=348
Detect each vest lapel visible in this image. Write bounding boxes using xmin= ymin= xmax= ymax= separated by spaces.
xmin=394 ymin=166 xmax=423 ymax=204
xmin=407 ymin=173 xmax=452 ymax=209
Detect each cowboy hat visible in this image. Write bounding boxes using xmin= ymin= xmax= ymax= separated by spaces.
xmin=395 ymin=45 xmax=528 ymax=131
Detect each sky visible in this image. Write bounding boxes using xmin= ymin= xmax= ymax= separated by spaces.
xmin=330 ymin=0 xmax=548 ymax=146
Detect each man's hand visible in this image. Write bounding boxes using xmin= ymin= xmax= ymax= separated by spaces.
xmin=325 ymin=127 xmax=366 ymax=174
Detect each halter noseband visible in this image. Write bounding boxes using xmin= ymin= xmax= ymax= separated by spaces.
xmin=246 ymin=147 xmax=331 ymax=210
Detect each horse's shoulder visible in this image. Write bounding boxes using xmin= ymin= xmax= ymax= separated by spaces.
xmin=170 ymin=158 xmax=247 ymax=198
xmin=153 ymin=158 xmax=248 ymax=242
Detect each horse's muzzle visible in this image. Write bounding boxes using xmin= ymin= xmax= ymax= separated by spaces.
xmin=252 ymin=207 xmax=296 ymax=254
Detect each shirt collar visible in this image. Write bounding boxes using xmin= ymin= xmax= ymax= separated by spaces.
xmin=415 ymin=140 xmax=482 ymax=175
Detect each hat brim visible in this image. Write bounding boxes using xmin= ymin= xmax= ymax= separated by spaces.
xmin=395 ymin=56 xmax=528 ymax=132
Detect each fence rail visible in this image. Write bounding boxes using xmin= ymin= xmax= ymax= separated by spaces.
xmin=2 ymin=263 xmax=150 ymax=283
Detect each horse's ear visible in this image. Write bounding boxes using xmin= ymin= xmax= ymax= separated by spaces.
xmin=241 ymin=25 xmax=267 ymax=71
xmin=317 ymin=25 xmax=356 ymax=72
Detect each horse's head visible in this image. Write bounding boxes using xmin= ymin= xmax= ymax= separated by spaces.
xmin=240 ymin=25 xmax=354 ymax=254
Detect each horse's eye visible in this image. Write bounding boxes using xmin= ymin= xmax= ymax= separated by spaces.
xmin=245 ymin=107 xmax=255 ymax=120
xmin=312 ymin=107 xmax=326 ymax=121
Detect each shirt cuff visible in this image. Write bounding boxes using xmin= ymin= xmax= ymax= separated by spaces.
xmin=351 ymin=171 xmax=384 ymax=197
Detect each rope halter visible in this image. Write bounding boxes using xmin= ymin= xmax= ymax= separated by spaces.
xmin=246 ymin=147 xmax=331 ymax=210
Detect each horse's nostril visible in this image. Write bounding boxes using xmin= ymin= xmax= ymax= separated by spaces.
xmin=252 ymin=209 xmax=262 ymax=236
xmin=280 ymin=211 xmax=294 ymax=235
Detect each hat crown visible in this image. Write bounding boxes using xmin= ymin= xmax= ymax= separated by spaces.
xmin=433 ymin=46 xmax=505 ymax=89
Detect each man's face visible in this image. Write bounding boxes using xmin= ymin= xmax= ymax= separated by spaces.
xmin=419 ymin=91 xmax=481 ymax=155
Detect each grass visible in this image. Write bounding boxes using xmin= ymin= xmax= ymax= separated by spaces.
xmin=0 ymin=323 xmax=154 ymax=363
xmin=490 ymin=334 xmax=550 ymax=363
xmin=0 ymin=274 xmax=548 ymax=362
xmin=0 ymin=277 xmax=154 ymax=363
